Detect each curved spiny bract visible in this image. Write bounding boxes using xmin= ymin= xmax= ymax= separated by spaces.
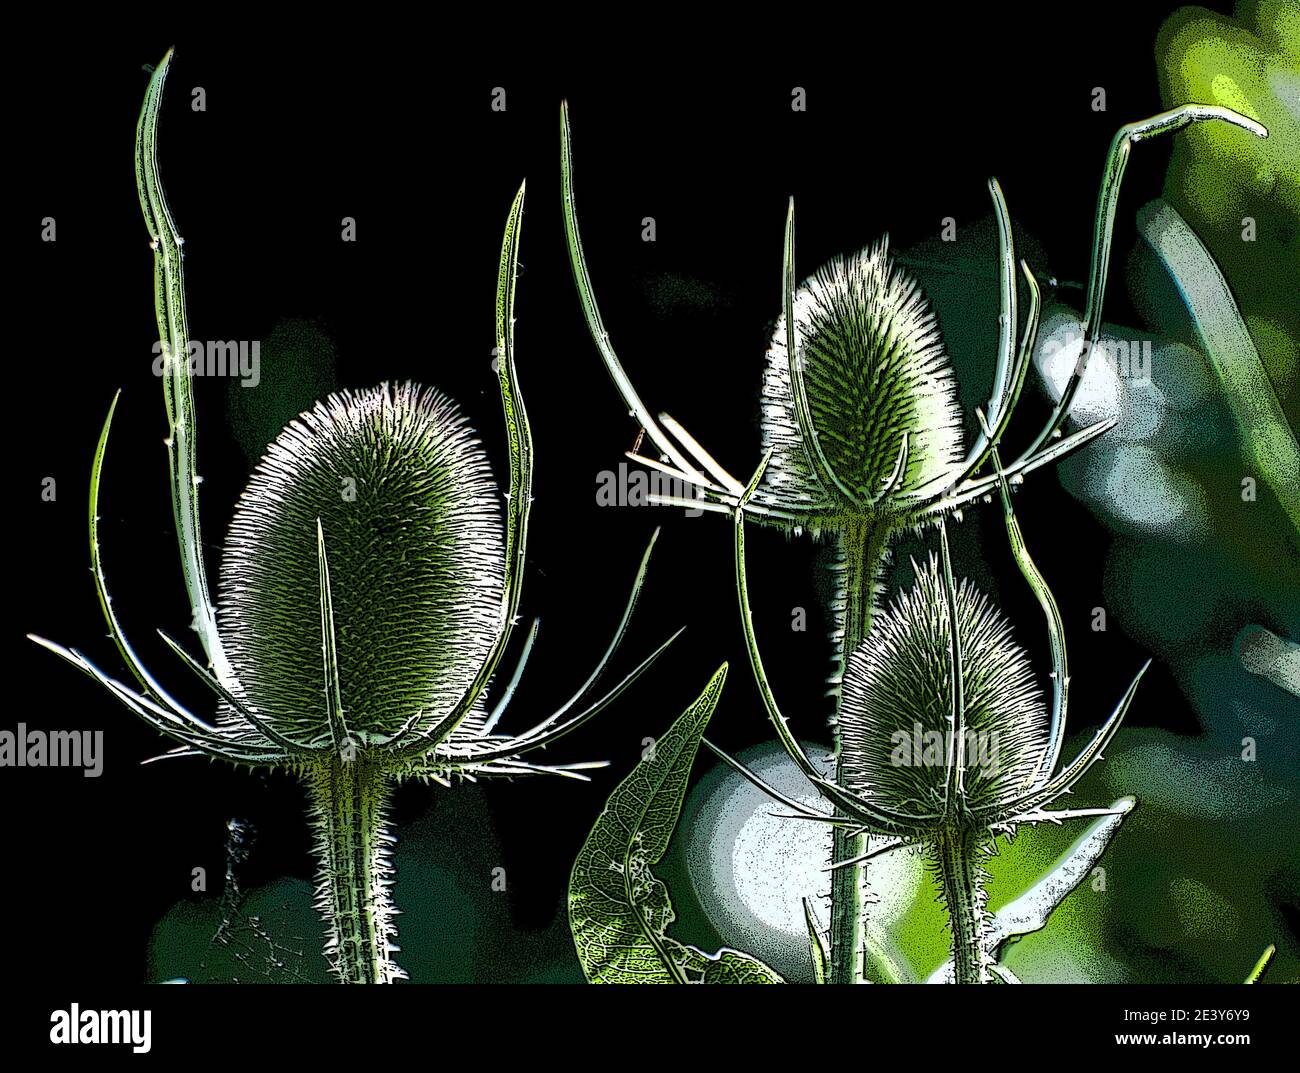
xmin=757 ymin=240 xmax=963 ymax=530
xmin=838 ymin=555 xmax=1047 ymax=819
xmin=219 ymin=383 xmax=505 ymax=747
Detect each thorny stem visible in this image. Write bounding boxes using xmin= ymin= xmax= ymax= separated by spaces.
xmin=306 ymin=757 xmax=399 ymax=984
xmin=934 ymin=826 xmax=989 ymax=984
xmin=828 ymin=518 xmax=888 ymax=984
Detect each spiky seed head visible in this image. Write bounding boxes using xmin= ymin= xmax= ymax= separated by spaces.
xmin=837 ymin=555 xmax=1047 ymax=821
xmin=758 ymin=240 xmax=963 ymax=525
xmin=219 ymin=382 xmax=504 ymax=746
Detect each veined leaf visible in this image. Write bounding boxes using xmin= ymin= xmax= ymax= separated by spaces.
xmin=677 ymin=944 xmax=784 ymax=984
xmin=568 ymin=664 xmax=782 ymax=984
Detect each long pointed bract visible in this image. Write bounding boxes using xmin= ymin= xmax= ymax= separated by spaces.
xmin=134 ymin=48 xmax=231 ymax=685
xmin=401 ymin=180 xmax=535 ymax=756
xmin=316 ymin=520 xmax=353 ymax=753
xmin=1019 ymin=105 xmax=1267 ymax=463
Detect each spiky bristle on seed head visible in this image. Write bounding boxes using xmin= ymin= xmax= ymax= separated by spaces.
xmin=219 ymin=383 xmax=504 ymax=746
xmin=758 ymin=240 xmax=963 ymax=523
xmin=838 ymin=554 xmax=1047 ymax=819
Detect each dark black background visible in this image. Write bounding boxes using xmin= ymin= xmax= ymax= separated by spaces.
xmin=10 ymin=10 xmax=1232 ymax=1001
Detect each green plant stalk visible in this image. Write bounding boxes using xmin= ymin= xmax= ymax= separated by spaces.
xmin=933 ymin=825 xmax=988 ymax=985
xmin=827 ymin=517 xmax=888 ymax=984
xmin=306 ymin=758 xmax=397 ymax=985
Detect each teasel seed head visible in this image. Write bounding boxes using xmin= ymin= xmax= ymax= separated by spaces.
xmin=219 ymin=382 xmax=505 ymax=747
xmin=758 ymin=240 xmax=963 ymax=530
xmin=837 ymin=554 xmax=1047 ymax=822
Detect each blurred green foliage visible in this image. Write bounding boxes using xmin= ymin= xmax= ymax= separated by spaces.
xmin=1156 ymin=0 xmax=1300 ymax=424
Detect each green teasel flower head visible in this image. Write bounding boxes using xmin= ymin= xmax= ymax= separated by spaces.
xmin=724 ymin=446 xmax=1152 ymax=983
xmin=31 ymin=171 xmax=668 ymax=787
xmin=29 ymin=52 xmax=685 ymax=984
xmin=561 ymin=102 xmax=1267 ymax=537
xmin=29 ymin=52 xmax=681 ymax=789
xmin=837 ymin=553 xmax=1047 ymax=821
xmin=220 ymin=383 xmax=505 ymax=748
xmin=755 ymin=240 xmax=964 ymax=532
xmin=729 ymin=442 xmax=1151 ymax=846
xmin=562 ymin=93 xmax=1265 ymax=986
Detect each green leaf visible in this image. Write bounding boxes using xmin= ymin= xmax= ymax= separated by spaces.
xmin=568 ymin=664 xmax=782 ymax=984
xmin=678 ymin=943 xmax=785 ymax=984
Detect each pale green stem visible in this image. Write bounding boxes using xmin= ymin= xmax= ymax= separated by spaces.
xmin=306 ymin=757 xmax=399 ymax=984
xmin=934 ymin=826 xmax=989 ymax=984
xmin=828 ymin=517 xmax=888 ymax=984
